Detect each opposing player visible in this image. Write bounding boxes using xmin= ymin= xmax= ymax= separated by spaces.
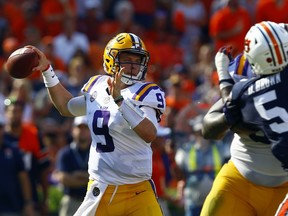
xmin=200 ymin=21 xmax=288 ymax=216
xmin=226 ymin=23 xmax=288 ymax=87
xmin=29 ymin=33 xmax=165 ymax=216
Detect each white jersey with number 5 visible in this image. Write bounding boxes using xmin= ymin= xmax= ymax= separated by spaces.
xmin=81 ymin=75 xmax=166 ymax=185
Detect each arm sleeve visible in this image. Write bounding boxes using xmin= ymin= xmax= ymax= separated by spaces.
xmin=142 ymin=106 xmax=158 ymax=128
xmin=67 ymin=95 xmax=87 ymax=116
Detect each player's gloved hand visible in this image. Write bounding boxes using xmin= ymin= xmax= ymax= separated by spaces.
xmin=223 ymin=99 xmax=242 ymax=126
xmin=215 ymin=46 xmax=234 ymax=90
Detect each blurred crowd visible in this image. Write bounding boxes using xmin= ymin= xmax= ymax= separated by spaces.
xmin=0 ymin=0 xmax=288 ymax=215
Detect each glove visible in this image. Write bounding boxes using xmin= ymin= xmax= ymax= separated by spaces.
xmin=223 ymin=99 xmax=242 ymax=126
xmin=215 ymin=46 xmax=234 ymax=90
xmin=216 ymin=46 xmax=233 ymax=65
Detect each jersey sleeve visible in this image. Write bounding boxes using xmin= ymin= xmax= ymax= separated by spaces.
xmin=130 ymin=83 xmax=166 ymax=122
xmin=81 ymin=75 xmax=104 ymax=94
xmin=229 ymin=53 xmax=254 ymax=82
xmin=131 ymin=82 xmax=166 ymax=114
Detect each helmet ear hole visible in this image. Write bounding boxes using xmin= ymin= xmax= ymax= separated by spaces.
xmin=266 ymin=57 xmax=272 ymax=63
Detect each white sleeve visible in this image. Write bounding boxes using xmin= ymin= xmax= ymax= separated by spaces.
xmin=142 ymin=106 xmax=158 ymax=128
xmin=67 ymin=95 xmax=87 ymax=116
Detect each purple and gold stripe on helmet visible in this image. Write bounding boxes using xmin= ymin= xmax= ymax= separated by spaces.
xmin=235 ymin=54 xmax=250 ymax=76
xmin=83 ymin=75 xmax=102 ymax=93
xmin=133 ymin=83 xmax=159 ymax=101
xmin=129 ymin=33 xmax=142 ymax=49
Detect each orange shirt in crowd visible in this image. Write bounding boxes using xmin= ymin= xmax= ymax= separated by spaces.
xmin=3 ymin=2 xmax=26 ymax=42
xmin=129 ymin=0 xmax=155 ymax=15
xmin=41 ymin=0 xmax=76 ymax=37
xmin=255 ymin=0 xmax=288 ymax=23
xmin=18 ymin=123 xmax=49 ymax=163
xmin=209 ymin=5 xmax=252 ymax=56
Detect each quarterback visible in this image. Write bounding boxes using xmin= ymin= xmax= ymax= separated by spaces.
xmin=29 ymin=33 xmax=165 ymax=216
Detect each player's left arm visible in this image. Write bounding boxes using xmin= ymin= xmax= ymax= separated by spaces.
xmin=118 ymin=86 xmax=165 ymax=143
xmin=133 ymin=106 xmax=158 ymax=143
xmin=134 ymin=86 xmax=166 ymax=143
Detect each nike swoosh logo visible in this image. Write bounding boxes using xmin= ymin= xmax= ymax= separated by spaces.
xmin=135 ymin=190 xmax=146 ymax=195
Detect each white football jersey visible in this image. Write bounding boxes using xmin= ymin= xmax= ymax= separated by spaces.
xmin=230 ymin=134 xmax=288 ymax=187
xmin=81 ymin=75 xmax=166 ymax=185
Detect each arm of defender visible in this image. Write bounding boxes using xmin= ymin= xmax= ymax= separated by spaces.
xmin=202 ymin=99 xmax=230 ymax=140
xmin=215 ymin=46 xmax=234 ymax=102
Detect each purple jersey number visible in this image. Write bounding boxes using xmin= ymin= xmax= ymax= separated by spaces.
xmin=92 ymin=110 xmax=115 ymax=153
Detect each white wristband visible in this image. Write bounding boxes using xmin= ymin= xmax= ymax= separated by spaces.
xmin=119 ymin=98 xmax=145 ymax=129
xmin=42 ymin=65 xmax=59 ymax=88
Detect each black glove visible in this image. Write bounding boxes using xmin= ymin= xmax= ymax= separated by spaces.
xmin=223 ymin=99 xmax=242 ymax=126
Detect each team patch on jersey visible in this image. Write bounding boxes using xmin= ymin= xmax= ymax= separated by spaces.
xmin=132 ymin=83 xmax=160 ymax=101
xmin=83 ymin=75 xmax=102 ymax=93
xmin=103 ymin=96 xmax=111 ymax=104
xmin=90 ymin=91 xmax=97 ymax=102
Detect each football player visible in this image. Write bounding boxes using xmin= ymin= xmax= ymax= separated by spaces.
xmin=200 ymin=21 xmax=288 ymax=216
xmin=29 ymin=33 xmax=165 ymax=216
xmin=227 ymin=22 xmax=288 ymax=83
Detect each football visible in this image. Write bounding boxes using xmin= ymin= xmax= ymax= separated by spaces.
xmin=5 ymin=47 xmax=39 ymax=79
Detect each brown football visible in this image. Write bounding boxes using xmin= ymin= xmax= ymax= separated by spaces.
xmin=5 ymin=47 xmax=39 ymax=79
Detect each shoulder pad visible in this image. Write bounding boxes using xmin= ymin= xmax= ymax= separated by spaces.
xmin=231 ymin=76 xmax=260 ymax=101
xmin=81 ymin=75 xmax=106 ymax=93
xmin=131 ymin=82 xmax=166 ymax=114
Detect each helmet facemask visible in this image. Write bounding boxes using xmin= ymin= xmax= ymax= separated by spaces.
xmin=115 ymin=52 xmax=149 ymax=85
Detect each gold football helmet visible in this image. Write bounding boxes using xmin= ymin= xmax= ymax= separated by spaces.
xmin=103 ymin=33 xmax=150 ymax=85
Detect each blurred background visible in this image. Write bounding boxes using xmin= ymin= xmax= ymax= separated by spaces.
xmin=0 ymin=0 xmax=285 ymax=215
